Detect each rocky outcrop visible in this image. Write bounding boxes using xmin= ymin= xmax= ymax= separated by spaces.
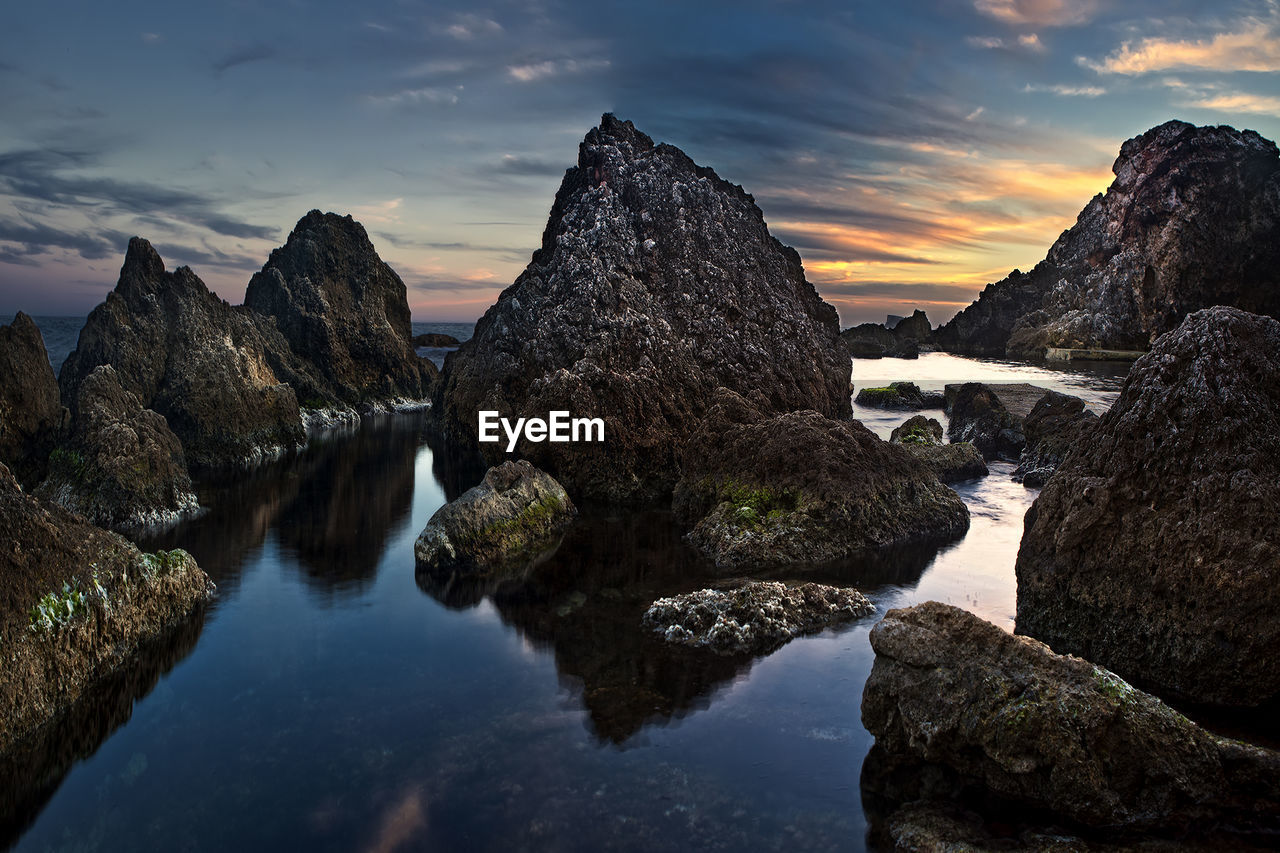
xmin=414 ymin=460 xmax=576 ymax=574
xmin=245 ymin=211 xmax=437 ymax=406
xmin=672 ymin=390 xmax=969 ymax=568
xmin=36 ymin=366 xmax=197 ymax=530
xmin=936 ymin=121 xmax=1280 ymax=357
xmin=1016 ymin=307 xmax=1280 ymax=707
xmin=59 ymin=239 xmax=304 ymax=468
xmin=1013 ymin=390 xmax=1097 ymax=487
xmin=0 ymin=313 xmax=68 ymax=487
xmin=0 ymin=462 xmax=214 ymax=754
xmin=642 ymin=581 xmax=874 ymax=655
xmin=889 ymin=415 xmax=942 ymax=445
xmin=414 ymin=333 xmax=460 ymax=348
xmin=433 ymin=114 xmax=851 ymax=504
xmin=862 ymin=602 xmax=1280 ymax=832
xmin=892 ymin=309 xmax=933 ymax=343
xmin=854 ymin=381 xmax=945 ymax=411
xmin=841 ymin=323 xmax=918 ymax=359
xmin=888 ymin=417 xmax=989 ymax=485
xmin=946 ymin=383 xmax=1025 ymax=461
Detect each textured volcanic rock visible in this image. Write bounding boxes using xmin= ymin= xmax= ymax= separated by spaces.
xmin=672 ymin=390 xmax=968 ymax=568
xmin=946 ymin=383 xmax=1026 ymax=461
xmin=862 ymin=602 xmax=1280 ymax=831
xmin=889 ymin=414 xmax=943 ymax=445
xmin=413 ymin=333 xmax=460 ymax=348
xmin=855 ymin=381 xmax=945 ymax=411
xmin=0 ymin=461 xmax=214 ymax=754
xmin=841 ymin=323 xmax=919 ymax=359
xmin=643 ymin=581 xmax=874 ymax=656
xmin=59 ymin=239 xmax=305 ymax=467
xmin=1016 ymin=307 xmax=1280 ymax=707
xmin=0 ymin=313 xmax=68 ymax=487
xmin=893 ymin=309 xmax=933 ymax=343
xmin=434 ymin=114 xmax=851 ymax=504
xmin=414 ymin=460 xmax=576 ymax=574
xmin=245 ymin=211 xmax=437 ymax=406
xmin=37 ymin=365 xmax=197 ymax=530
xmin=890 ymin=415 xmax=988 ymax=483
xmin=936 ymin=121 xmax=1280 ymax=357
xmin=1014 ymin=390 xmax=1097 ymax=487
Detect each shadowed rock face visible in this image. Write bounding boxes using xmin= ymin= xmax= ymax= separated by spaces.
xmin=1014 ymin=390 xmax=1097 ymax=487
xmin=434 ymin=114 xmax=851 ymax=505
xmin=0 ymin=313 xmax=68 ymax=487
xmin=946 ymin=383 xmax=1025 ymax=461
xmin=246 ymin=211 xmax=437 ymax=405
xmin=937 ymin=121 xmax=1280 ymax=357
xmin=1016 ymin=307 xmax=1280 ymax=708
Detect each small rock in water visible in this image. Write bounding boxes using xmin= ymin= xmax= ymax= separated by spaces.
xmin=854 ymin=382 xmax=945 ymax=411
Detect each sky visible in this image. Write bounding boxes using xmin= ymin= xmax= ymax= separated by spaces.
xmin=1 ymin=0 xmax=1278 ymax=326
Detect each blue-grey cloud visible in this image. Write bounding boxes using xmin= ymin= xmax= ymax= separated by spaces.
xmin=213 ymin=43 xmax=277 ymax=75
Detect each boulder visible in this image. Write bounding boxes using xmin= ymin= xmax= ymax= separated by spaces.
xmin=0 ymin=313 xmax=68 ymax=487
xmin=672 ymin=390 xmax=969 ymax=569
xmin=1016 ymin=307 xmax=1280 ymax=707
xmin=642 ymin=581 xmax=874 ymax=656
xmin=413 ymin=333 xmax=461 ymax=348
xmin=855 ymin=381 xmax=945 ymax=411
xmin=946 ymin=383 xmax=1025 ymax=460
xmin=414 ymin=460 xmax=576 ymax=573
xmin=1014 ymin=390 xmax=1097 ymax=487
xmin=433 ymin=114 xmax=851 ymax=504
xmin=36 ymin=365 xmax=197 ymax=530
xmin=901 ymin=442 xmax=988 ymax=485
xmin=889 ymin=415 xmax=943 ymax=445
xmin=862 ymin=602 xmax=1280 ymax=831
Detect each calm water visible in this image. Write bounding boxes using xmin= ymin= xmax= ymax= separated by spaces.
xmin=3 ymin=352 xmax=1132 ymax=852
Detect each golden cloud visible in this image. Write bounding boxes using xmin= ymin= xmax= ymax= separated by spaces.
xmin=1087 ymin=21 xmax=1280 ymax=74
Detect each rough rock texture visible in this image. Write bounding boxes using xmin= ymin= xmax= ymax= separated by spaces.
xmin=414 ymin=333 xmax=460 ymax=348
xmin=946 ymin=383 xmax=1026 ymax=461
xmin=1014 ymin=390 xmax=1097 ymax=487
xmin=245 ymin=211 xmax=437 ymax=406
xmin=893 ymin=309 xmax=933 ymax=343
xmin=0 ymin=462 xmax=214 ymax=754
xmin=433 ymin=114 xmax=851 ymax=504
xmin=672 ymin=390 xmax=969 ymax=568
xmin=642 ymin=581 xmax=874 ymax=655
xmin=842 ymin=323 xmax=919 ymax=359
xmin=0 ymin=313 xmax=68 ymax=487
xmin=414 ymin=460 xmax=577 ymax=573
xmin=1016 ymin=307 xmax=1280 ymax=707
xmin=862 ymin=602 xmax=1280 ymax=831
xmin=855 ymin=381 xmax=945 ymax=411
xmin=889 ymin=414 xmax=944 ymax=445
xmin=936 ymin=121 xmax=1280 ymax=357
xmin=890 ymin=417 xmax=988 ymax=483
xmin=59 ymin=239 xmax=304 ymax=467
xmin=36 ymin=366 xmax=197 ymax=530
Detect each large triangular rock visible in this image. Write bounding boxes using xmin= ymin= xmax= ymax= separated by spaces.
xmin=0 ymin=313 xmax=68 ymax=486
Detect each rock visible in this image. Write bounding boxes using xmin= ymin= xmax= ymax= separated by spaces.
xmin=1014 ymin=390 xmax=1097 ymax=487
xmin=842 ymin=323 xmax=919 ymax=359
xmin=0 ymin=313 xmax=68 ymax=487
xmin=433 ymin=114 xmax=851 ymax=504
xmin=862 ymin=602 xmax=1280 ymax=831
xmin=672 ymin=390 xmax=969 ymax=568
xmin=245 ymin=211 xmax=437 ymax=406
xmin=901 ymin=442 xmax=989 ymax=484
xmin=36 ymin=366 xmax=197 ymax=530
xmin=414 ymin=460 xmax=577 ymax=573
xmin=413 ymin=333 xmax=460 ymax=348
xmin=936 ymin=121 xmax=1280 ymax=357
xmin=889 ymin=415 xmax=943 ymax=445
xmin=893 ymin=309 xmax=933 ymax=343
xmin=59 ymin=238 xmax=305 ymax=468
xmin=0 ymin=461 xmax=214 ymax=754
xmin=642 ymin=581 xmax=874 ymax=655
xmin=1015 ymin=307 xmax=1280 ymax=707
xmin=855 ymin=381 xmax=945 ymax=411
xmin=945 ymin=383 xmax=1025 ymax=460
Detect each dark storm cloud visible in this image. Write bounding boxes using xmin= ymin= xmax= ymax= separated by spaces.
xmin=0 ymin=217 xmax=130 ymax=261
xmin=212 ymin=43 xmax=277 ymax=74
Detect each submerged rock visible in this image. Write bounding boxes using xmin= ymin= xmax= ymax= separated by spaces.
xmin=1013 ymin=390 xmax=1097 ymax=487
xmin=643 ymin=581 xmax=874 ymax=655
xmin=1016 ymin=307 xmax=1280 ymax=707
xmin=36 ymin=366 xmax=197 ymax=531
xmin=672 ymin=390 xmax=969 ymax=568
xmin=862 ymin=602 xmax=1280 ymax=832
xmin=414 ymin=460 xmax=577 ymax=573
xmin=945 ymin=383 xmax=1025 ymax=461
xmin=854 ymin=381 xmax=945 ymax=411
xmin=0 ymin=313 xmax=68 ymax=488
xmin=413 ymin=333 xmax=460 ymax=348
xmin=433 ymin=114 xmax=851 ymax=504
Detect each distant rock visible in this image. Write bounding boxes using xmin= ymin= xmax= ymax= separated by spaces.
xmin=936 ymin=121 xmax=1280 ymax=357
xmin=414 ymin=460 xmax=576 ymax=574
xmin=1014 ymin=390 xmax=1097 ymax=487
xmin=433 ymin=114 xmax=851 ymax=504
xmin=672 ymin=390 xmax=968 ymax=568
xmin=413 ymin=333 xmax=460 ymax=348
xmin=37 ymin=366 xmax=196 ymax=531
xmin=841 ymin=322 xmax=919 ymax=359
xmin=0 ymin=313 xmax=68 ymax=487
xmin=892 ymin=309 xmax=932 ymax=343
xmin=1016 ymin=307 xmax=1280 ymax=707
xmin=889 ymin=415 xmax=943 ymax=445
xmin=945 ymin=383 xmax=1025 ymax=461
xmin=643 ymin=581 xmax=874 ymax=655
xmin=855 ymin=381 xmax=945 ymax=411
xmin=862 ymin=602 xmax=1280 ymax=831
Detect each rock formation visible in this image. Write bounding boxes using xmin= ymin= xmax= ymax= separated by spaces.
xmin=672 ymin=390 xmax=969 ymax=568
xmin=854 ymin=381 xmax=944 ymax=411
xmin=414 ymin=333 xmax=460 ymax=348
xmin=0 ymin=313 xmax=67 ymax=487
xmin=946 ymin=383 xmax=1026 ymax=461
xmin=1013 ymin=390 xmax=1097 ymax=487
xmin=888 ymin=415 xmax=942 ymax=445
xmin=433 ymin=114 xmax=851 ymax=504
xmin=889 ymin=416 xmax=987 ymax=484
xmin=936 ymin=121 xmax=1280 ymax=357
xmin=37 ymin=365 xmax=197 ymax=530
xmin=841 ymin=323 xmax=918 ymax=359
xmin=1016 ymin=307 xmax=1280 ymax=707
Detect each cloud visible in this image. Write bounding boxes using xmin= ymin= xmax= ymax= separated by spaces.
xmin=493 ymin=154 xmax=567 ymax=177
xmin=438 ymin=14 xmax=503 ymax=40
xmin=213 ymin=43 xmax=276 ymax=75
xmin=0 ymin=216 xmax=130 ymax=262
xmin=1183 ymin=91 xmax=1280 ymax=115
xmin=973 ymin=0 xmax=1099 ymax=27
xmin=1084 ymin=19 xmax=1280 ymax=74
xmin=1023 ymin=82 xmax=1106 ymax=96
xmin=366 ymin=87 xmax=461 ymax=106
xmin=1019 ymin=33 xmax=1046 ymax=52
xmin=965 ymin=32 xmax=1047 ymax=52
xmin=141 ymin=32 xmax=162 ymax=44
xmin=507 ymin=57 xmax=609 ymax=82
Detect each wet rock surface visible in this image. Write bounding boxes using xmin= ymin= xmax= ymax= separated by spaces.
xmin=902 ymin=442 xmax=989 ymax=485
xmin=946 ymin=383 xmax=1026 ymax=461
xmin=1014 ymin=390 xmax=1097 ymax=487
xmin=0 ymin=313 xmax=68 ymax=488
xmin=36 ymin=366 xmax=197 ymax=531
xmin=433 ymin=114 xmax=851 ymax=504
xmin=855 ymin=381 xmax=945 ymax=411
xmin=1016 ymin=307 xmax=1280 ymax=707
xmin=642 ymin=581 xmax=874 ymax=656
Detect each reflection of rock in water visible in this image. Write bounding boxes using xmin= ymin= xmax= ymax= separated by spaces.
xmin=416 ymin=510 xmax=949 ymax=743
xmin=0 ymin=606 xmax=207 ymax=847
xmin=423 ymin=429 xmax=486 ymax=503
